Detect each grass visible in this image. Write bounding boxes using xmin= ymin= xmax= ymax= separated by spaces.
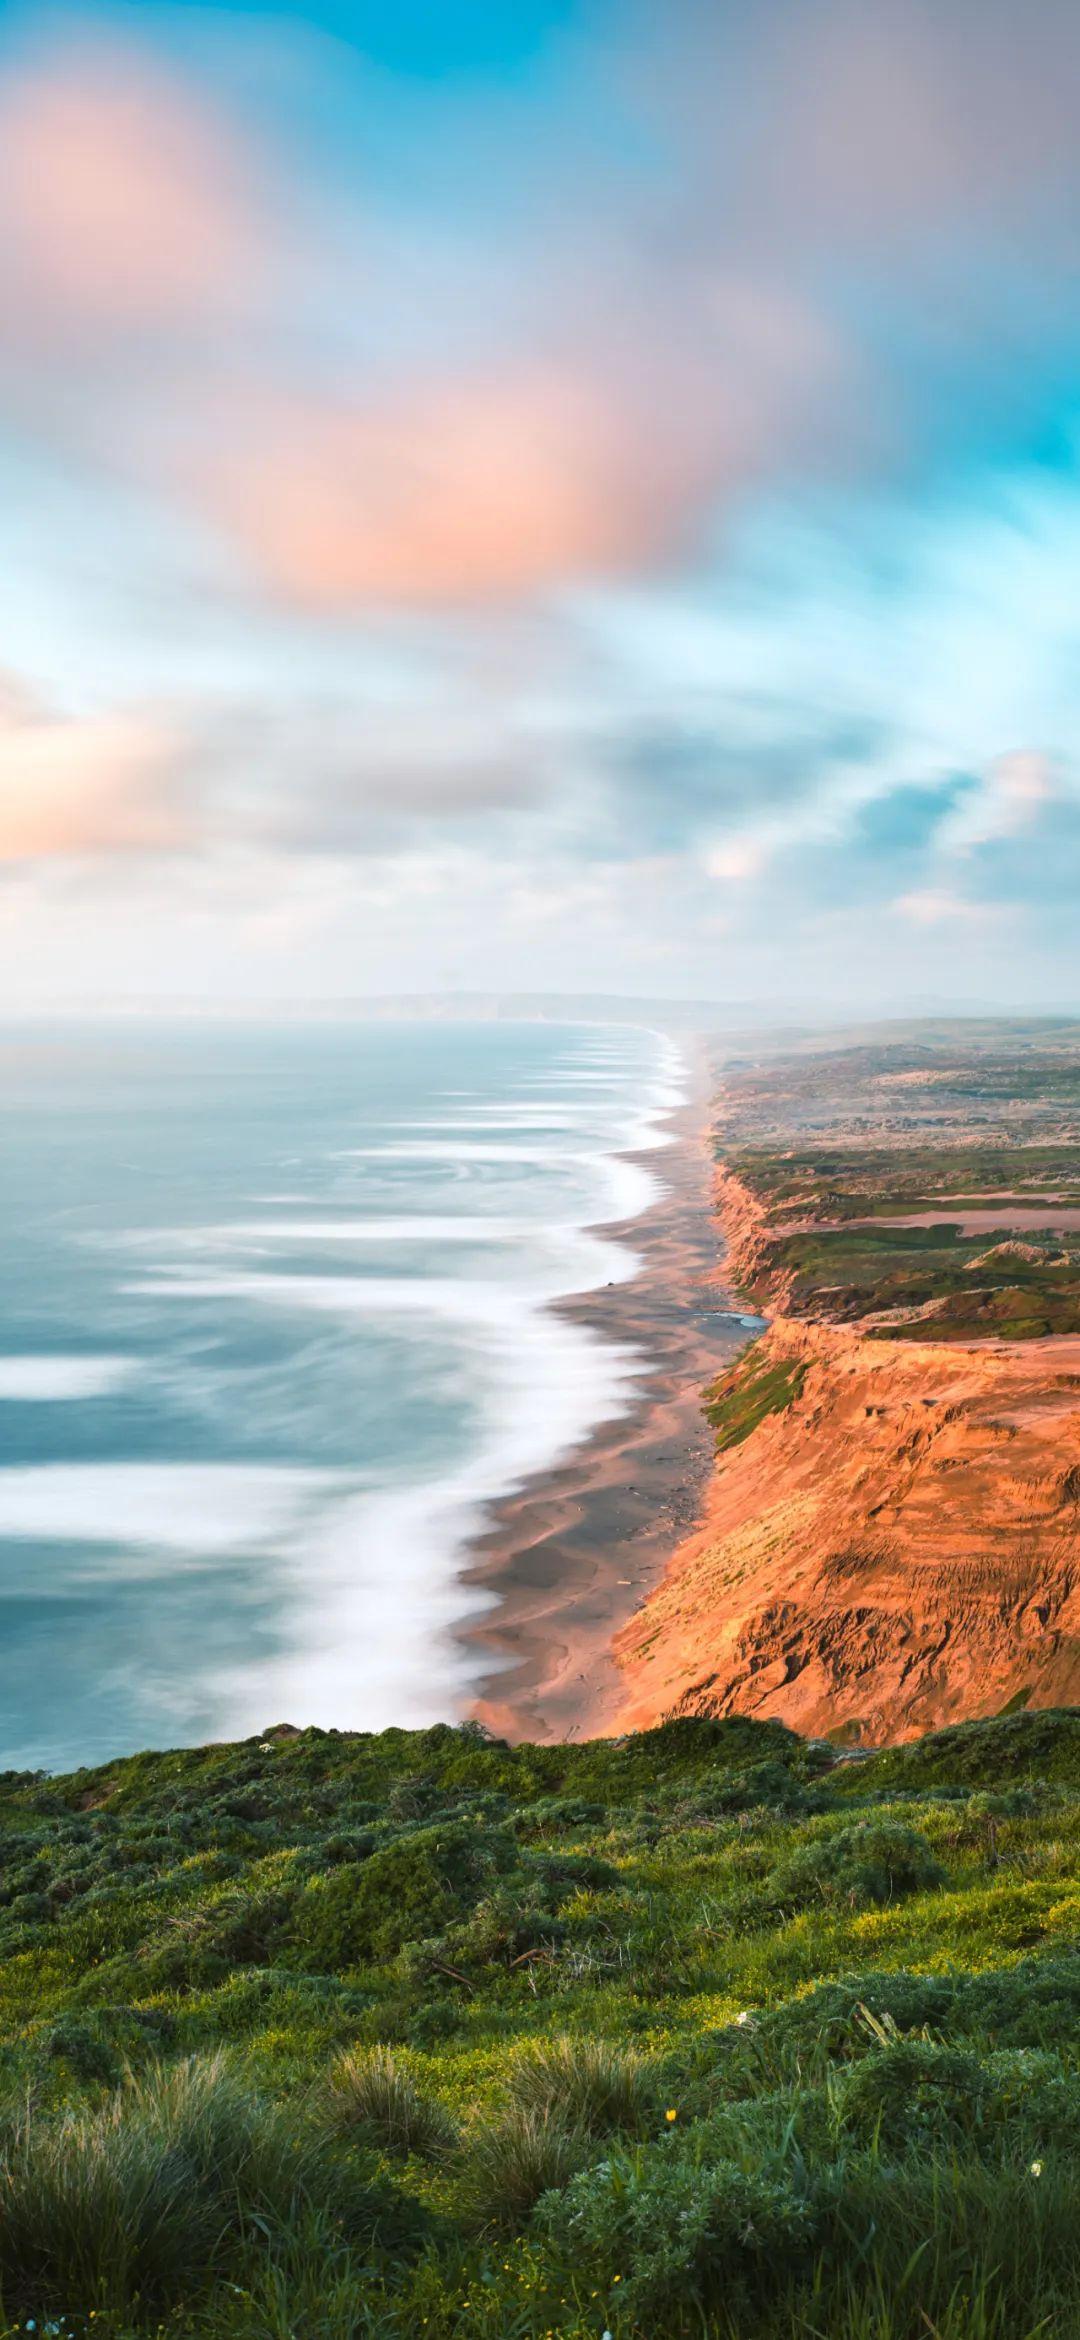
xmin=323 ymin=2044 xmax=458 ymax=2158
xmin=3 ymin=1709 xmax=1080 ymax=2332
xmin=0 ymin=2049 xmax=417 ymax=2317
xmin=711 ymin=1032 xmax=1080 ymax=1338
xmin=502 ymin=2034 xmax=657 ymax=2136
xmin=704 ymin=1346 xmax=808 ymax=1448
xmin=729 ymin=1215 xmax=1080 ymax=1337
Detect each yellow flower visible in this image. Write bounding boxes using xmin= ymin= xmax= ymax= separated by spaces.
xmin=1031 ymin=2160 xmax=1044 ymax=2177
xmin=666 ymin=2107 xmax=678 ymax=2122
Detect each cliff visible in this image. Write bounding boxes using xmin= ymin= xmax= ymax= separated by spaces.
xmin=615 ymin=1220 xmax=1080 ymax=1745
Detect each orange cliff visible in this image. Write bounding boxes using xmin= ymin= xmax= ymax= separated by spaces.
xmin=613 ymin=1282 xmax=1080 ymax=1750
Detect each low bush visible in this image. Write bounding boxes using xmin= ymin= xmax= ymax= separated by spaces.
xmin=294 ymin=1820 xmax=518 ymax=1969
xmin=763 ymin=1818 xmax=947 ymax=1913
xmin=537 ymin=2136 xmax=816 ymax=2323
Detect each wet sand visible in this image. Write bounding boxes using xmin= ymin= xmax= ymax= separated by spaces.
xmin=461 ymin=1037 xmax=746 ymax=1744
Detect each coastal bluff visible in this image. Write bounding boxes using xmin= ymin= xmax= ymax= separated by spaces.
xmin=613 ymin=1312 xmax=1080 ymax=1745
xmin=616 ymin=1026 xmax=1080 ymax=1747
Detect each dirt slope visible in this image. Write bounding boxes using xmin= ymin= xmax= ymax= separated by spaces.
xmin=614 ymin=1313 xmax=1080 ymax=1744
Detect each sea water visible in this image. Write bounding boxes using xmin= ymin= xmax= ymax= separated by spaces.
xmin=0 ymin=1020 xmax=684 ymax=1771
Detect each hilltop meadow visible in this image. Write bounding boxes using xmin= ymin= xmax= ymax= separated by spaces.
xmin=0 ymin=1710 xmax=1079 ymax=2337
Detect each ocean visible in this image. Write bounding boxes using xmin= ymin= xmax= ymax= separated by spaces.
xmin=0 ymin=1019 xmax=684 ymax=1772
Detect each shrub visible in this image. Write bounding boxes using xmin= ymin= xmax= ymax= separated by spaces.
xmin=837 ymin=2038 xmax=994 ymax=2150
xmin=764 ymin=1819 xmax=947 ymax=1913
xmin=294 ymin=1821 xmax=517 ymax=1969
xmin=136 ymin=1888 xmax=293 ymax=1990
xmin=537 ymin=2139 xmax=816 ymax=2323
xmin=406 ymin=1880 xmax=567 ymax=1981
xmin=839 ymin=2039 xmax=1080 ymax=2158
xmin=323 ymin=2047 xmax=457 ymax=2158
xmin=688 ymin=1759 xmax=815 ymax=1816
xmin=37 ymin=2004 xmax=177 ymax=2089
xmin=504 ymin=2035 xmax=657 ymax=2138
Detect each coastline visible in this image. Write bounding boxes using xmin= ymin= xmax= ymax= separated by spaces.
xmin=462 ymin=1035 xmax=746 ymax=1743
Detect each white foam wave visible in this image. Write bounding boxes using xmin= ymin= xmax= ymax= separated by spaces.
xmin=344 ymin=1142 xmax=569 ymax=1162
xmin=0 ymin=1464 xmax=335 ymax=1555
xmin=205 ymin=1269 xmax=648 ymax=1735
xmin=122 ymin=1217 xmax=521 ymax=1252
xmin=33 ymin=1024 xmax=690 ymax=1738
xmin=0 ymin=1355 xmax=136 ymax=1401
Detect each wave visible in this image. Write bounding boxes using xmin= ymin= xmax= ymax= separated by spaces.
xmin=0 ymin=1355 xmax=136 ymax=1401
xmin=118 ymin=1029 xmax=688 ymax=1734
xmin=0 ymin=1463 xmax=337 ymax=1558
xmin=0 ymin=1023 xmax=689 ymax=1753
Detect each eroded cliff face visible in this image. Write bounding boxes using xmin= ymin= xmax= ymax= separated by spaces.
xmin=614 ymin=1313 xmax=1080 ymax=1744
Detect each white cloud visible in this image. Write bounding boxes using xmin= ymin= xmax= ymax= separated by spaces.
xmin=892 ymin=887 xmax=984 ymax=925
xmin=704 ymin=837 xmax=769 ymax=881
xmin=936 ymin=749 xmax=1057 ymax=855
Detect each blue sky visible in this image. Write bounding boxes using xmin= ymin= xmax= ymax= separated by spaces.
xmin=0 ymin=0 xmax=1078 ymax=1011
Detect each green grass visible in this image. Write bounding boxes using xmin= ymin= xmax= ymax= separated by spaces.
xmin=729 ymin=1142 xmax=1080 ymax=1221
xmin=729 ymin=1209 xmax=1080 ymax=1338
xmin=712 ymin=1034 xmax=1080 ymax=1339
xmin=4 ymin=1710 xmax=1080 ymax=2333
xmin=704 ymin=1346 xmax=808 ymax=1448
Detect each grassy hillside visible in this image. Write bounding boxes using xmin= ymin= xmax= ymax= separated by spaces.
xmin=1 ymin=1715 xmax=1080 ymax=2336
xmin=714 ymin=1032 xmax=1080 ymax=1337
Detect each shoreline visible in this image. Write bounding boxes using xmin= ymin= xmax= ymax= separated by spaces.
xmin=461 ymin=1036 xmax=747 ymax=1744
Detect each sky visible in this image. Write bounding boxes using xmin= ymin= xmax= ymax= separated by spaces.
xmin=0 ymin=0 xmax=1079 ymax=1016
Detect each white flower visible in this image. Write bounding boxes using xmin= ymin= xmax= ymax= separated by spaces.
xmin=1031 ymin=2160 xmax=1043 ymax=2177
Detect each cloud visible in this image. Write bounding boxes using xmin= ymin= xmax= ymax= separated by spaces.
xmin=0 ymin=686 xmax=189 ymax=861
xmin=192 ymin=264 xmax=850 ymax=607
xmin=936 ymin=749 xmax=1057 ymax=852
xmin=202 ymin=689 xmax=550 ymax=851
xmin=0 ymin=47 xmax=263 ymax=341
xmin=892 ymin=887 xmax=987 ymax=925
xmin=646 ymin=0 xmax=1080 ymax=252
xmin=0 ymin=30 xmax=857 ymax=610
xmin=2 ymin=0 xmax=1080 ymax=629
xmin=199 ymin=369 xmax=690 ymax=607
xmin=705 ymin=838 xmax=769 ymax=881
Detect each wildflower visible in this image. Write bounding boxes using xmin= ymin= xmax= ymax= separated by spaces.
xmin=665 ymin=2107 xmax=678 ymax=2122
xmin=735 ymin=2010 xmax=752 ymax=2026
xmin=1031 ymin=2160 xmax=1043 ymax=2177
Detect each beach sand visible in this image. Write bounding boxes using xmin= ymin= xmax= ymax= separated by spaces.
xmin=462 ymin=1038 xmax=743 ymax=1744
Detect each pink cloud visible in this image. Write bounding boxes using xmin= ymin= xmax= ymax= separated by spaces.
xmin=199 ymin=368 xmax=713 ymax=606
xmin=193 ymin=271 xmax=850 ymax=607
xmin=0 ymin=3 xmax=1068 ymax=623
xmin=0 ymin=689 xmax=189 ymax=860
xmin=0 ymin=49 xmax=262 ymax=338
xmin=0 ymin=33 xmax=858 ymax=608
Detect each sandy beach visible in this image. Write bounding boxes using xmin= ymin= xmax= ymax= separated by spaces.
xmin=462 ymin=1036 xmax=745 ymax=1743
